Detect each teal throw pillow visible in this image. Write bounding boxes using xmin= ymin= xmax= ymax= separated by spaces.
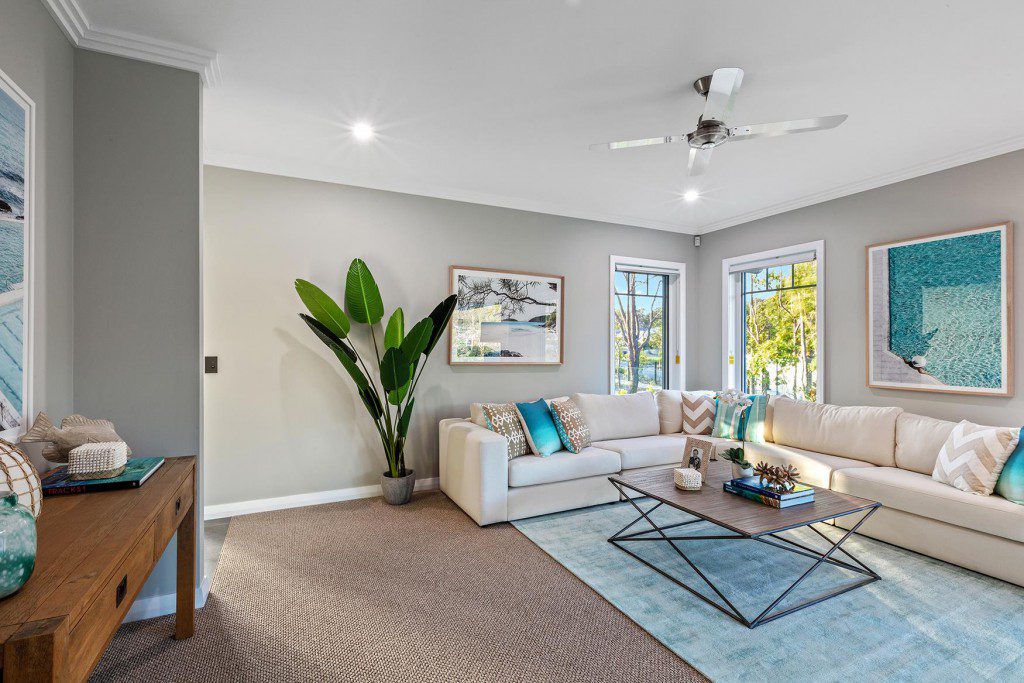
xmin=712 ymin=399 xmax=747 ymax=440
xmin=742 ymin=395 xmax=769 ymax=443
xmin=995 ymin=428 xmax=1024 ymax=504
xmin=515 ymin=399 xmax=563 ymax=456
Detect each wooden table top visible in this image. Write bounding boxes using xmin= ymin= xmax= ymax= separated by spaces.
xmin=0 ymin=456 xmax=196 ymax=635
xmin=610 ymin=465 xmax=879 ymax=538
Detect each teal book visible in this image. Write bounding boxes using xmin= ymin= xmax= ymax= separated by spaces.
xmin=724 ymin=482 xmax=813 ymax=509
xmin=730 ymin=475 xmax=813 ymax=500
xmin=41 ymin=457 xmax=165 ymax=496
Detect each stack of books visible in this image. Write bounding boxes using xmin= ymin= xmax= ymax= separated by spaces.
xmin=41 ymin=457 xmax=165 ymax=496
xmin=724 ymin=475 xmax=814 ymax=508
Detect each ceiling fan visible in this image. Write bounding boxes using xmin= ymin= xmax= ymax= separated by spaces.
xmin=590 ymin=68 xmax=847 ymax=175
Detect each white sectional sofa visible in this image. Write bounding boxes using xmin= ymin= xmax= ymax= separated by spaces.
xmin=439 ymin=392 xmax=1024 ymax=587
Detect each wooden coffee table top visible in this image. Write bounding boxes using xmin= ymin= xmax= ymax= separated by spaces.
xmin=610 ymin=467 xmax=879 ymax=538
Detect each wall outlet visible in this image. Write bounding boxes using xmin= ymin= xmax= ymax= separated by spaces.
xmin=204 ymin=356 xmax=218 ymax=373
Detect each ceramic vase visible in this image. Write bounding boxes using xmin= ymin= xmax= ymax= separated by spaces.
xmin=380 ymin=470 xmax=416 ymax=505
xmin=731 ymin=464 xmax=754 ymax=479
xmin=0 ymin=491 xmax=36 ymax=599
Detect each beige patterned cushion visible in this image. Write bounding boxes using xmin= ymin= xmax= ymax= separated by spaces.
xmin=550 ymin=400 xmax=591 ymax=454
xmin=682 ymin=392 xmax=716 ymax=435
xmin=932 ymin=420 xmax=1019 ymax=495
xmin=480 ymin=403 xmax=530 ymax=460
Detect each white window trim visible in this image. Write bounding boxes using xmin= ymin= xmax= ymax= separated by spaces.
xmin=609 ymin=255 xmax=686 ymax=393
xmin=721 ymin=240 xmax=825 ymax=402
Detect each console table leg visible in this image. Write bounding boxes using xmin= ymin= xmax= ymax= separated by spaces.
xmin=4 ymin=617 xmax=68 ymax=682
xmin=174 ymin=500 xmax=196 ymax=640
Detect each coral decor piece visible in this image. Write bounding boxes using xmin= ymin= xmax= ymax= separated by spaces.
xmin=754 ymin=461 xmax=801 ymax=493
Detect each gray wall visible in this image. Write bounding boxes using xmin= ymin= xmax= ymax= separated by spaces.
xmin=203 ymin=166 xmax=697 ymax=506
xmin=0 ymin=0 xmax=75 ymax=457
xmin=74 ymin=51 xmax=202 ymax=598
xmin=695 ymin=149 xmax=1024 ymax=427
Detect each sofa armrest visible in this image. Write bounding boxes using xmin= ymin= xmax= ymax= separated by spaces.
xmin=439 ymin=420 xmax=509 ymax=525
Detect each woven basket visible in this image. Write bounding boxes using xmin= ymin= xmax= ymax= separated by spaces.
xmin=0 ymin=439 xmax=41 ymax=518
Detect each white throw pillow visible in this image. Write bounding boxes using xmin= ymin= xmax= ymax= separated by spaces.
xmin=932 ymin=420 xmax=1018 ymax=496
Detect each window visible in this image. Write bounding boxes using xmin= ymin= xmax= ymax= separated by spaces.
xmin=722 ymin=242 xmax=823 ymax=401
xmin=610 ymin=257 xmax=685 ymax=394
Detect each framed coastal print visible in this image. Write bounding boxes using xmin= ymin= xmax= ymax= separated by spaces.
xmin=0 ymin=69 xmax=32 ymax=438
xmin=866 ymin=223 xmax=1012 ymax=396
xmin=449 ymin=266 xmax=564 ymax=365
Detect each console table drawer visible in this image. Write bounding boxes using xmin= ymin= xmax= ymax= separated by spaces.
xmin=67 ymin=523 xmax=156 ymax=679
xmin=155 ymin=471 xmax=194 ymax=560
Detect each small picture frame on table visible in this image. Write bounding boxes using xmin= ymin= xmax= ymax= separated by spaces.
xmin=682 ymin=436 xmax=713 ymax=482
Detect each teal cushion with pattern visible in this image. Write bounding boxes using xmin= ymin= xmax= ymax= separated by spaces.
xmin=742 ymin=395 xmax=769 ymax=443
xmin=712 ymin=399 xmax=747 ymax=440
xmin=515 ymin=399 xmax=563 ymax=456
xmin=995 ymin=428 xmax=1024 ymax=504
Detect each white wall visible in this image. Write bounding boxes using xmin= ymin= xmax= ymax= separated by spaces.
xmin=203 ymin=166 xmax=697 ymax=507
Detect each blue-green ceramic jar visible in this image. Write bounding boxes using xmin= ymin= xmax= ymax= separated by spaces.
xmin=0 ymin=491 xmax=36 ymax=599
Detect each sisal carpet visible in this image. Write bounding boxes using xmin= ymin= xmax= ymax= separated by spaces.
xmin=92 ymin=492 xmax=706 ymax=682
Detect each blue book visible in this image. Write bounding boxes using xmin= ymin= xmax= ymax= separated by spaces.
xmin=730 ymin=475 xmax=814 ymax=500
xmin=724 ymin=482 xmax=814 ymax=509
xmin=41 ymin=457 xmax=165 ymax=496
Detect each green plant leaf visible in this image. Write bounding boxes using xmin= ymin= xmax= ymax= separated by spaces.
xmin=398 ymin=398 xmax=415 ymax=437
xmin=345 ymin=258 xmax=385 ymax=325
xmin=359 ymin=386 xmax=384 ymax=419
xmin=295 ymin=279 xmax=350 ymax=339
xmin=425 ymin=294 xmax=457 ymax=354
xmin=299 ymin=314 xmax=367 ymax=389
xmin=379 ymin=347 xmax=411 ymax=392
xmin=384 ymin=308 xmax=404 ymax=349
xmin=400 ymin=317 xmax=433 ymax=363
xmin=387 ymin=379 xmax=410 ymax=406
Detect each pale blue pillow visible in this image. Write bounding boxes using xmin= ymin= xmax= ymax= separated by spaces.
xmin=742 ymin=395 xmax=769 ymax=443
xmin=515 ymin=399 xmax=562 ymax=456
xmin=995 ymin=428 xmax=1024 ymax=504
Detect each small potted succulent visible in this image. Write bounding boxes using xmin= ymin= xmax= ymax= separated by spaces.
xmin=720 ymin=446 xmax=754 ymax=479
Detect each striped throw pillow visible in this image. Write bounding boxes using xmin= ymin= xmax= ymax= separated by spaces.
xmin=742 ymin=394 xmax=769 ymax=443
xmin=682 ymin=392 xmax=716 ymax=435
xmin=932 ymin=421 xmax=1018 ymax=496
xmin=712 ymin=399 xmax=747 ymax=440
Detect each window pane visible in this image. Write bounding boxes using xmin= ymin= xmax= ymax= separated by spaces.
xmin=743 ymin=282 xmax=817 ymax=401
xmin=793 ymin=260 xmax=817 ymax=286
xmin=613 ymin=271 xmax=668 ymax=394
xmin=614 ymin=271 xmax=628 ymax=294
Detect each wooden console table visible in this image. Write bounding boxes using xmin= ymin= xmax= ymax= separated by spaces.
xmin=0 ymin=455 xmax=196 ymax=682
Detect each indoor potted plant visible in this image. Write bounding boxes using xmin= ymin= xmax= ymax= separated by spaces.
xmin=295 ymin=259 xmax=455 ymax=505
xmin=720 ymin=446 xmax=754 ymax=479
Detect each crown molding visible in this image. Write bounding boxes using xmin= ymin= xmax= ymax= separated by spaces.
xmin=694 ymin=133 xmax=1024 ymax=234
xmin=42 ymin=0 xmax=220 ymax=86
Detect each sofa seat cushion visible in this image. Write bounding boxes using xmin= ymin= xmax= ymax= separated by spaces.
xmin=593 ymin=434 xmax=688 ymax=470
xmin=507 ymin=447 xmax=620 ymax=487
xmin=744 ymin=442 xmax=875 ymax=488
xmin=571 ymin=392 xmax=661 ymax=442
xmin=771 ymin=398 xmax=901 ymax=466
xmin=832 ymin=467 xmax=1024 ymax=543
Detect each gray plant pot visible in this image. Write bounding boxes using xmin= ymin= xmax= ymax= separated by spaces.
xmin=380 ymin=469 xmax=416 ymax=505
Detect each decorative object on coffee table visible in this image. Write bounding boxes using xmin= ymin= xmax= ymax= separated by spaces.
xmin=20 ymin=412 xmax=132 ymax=464
xmin=753 ymin=461 xmax=801 ymax=493
xmin=673 ymin=467 xmax=702 ymax=491
xmin=0 ymin=491 xmax=35 ymax=599
xmin=67 ymin=441 xmax=128 ymax=480
xmin=295 ymin=259 xmax=456 ymax=505
xmin=0 ymin=439 xmax=40 ymax=517
xmin=682 ymin=436 xmax=712 ymax=481
xmin=449 ymin=266 xmax=564 ymax=365
xmin=721 ymin=446 xmax=754 ymax=478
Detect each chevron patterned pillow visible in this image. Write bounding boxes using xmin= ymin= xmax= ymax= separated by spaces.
xmin=932 ymin=420 xmax=1019 ymax=496
xmin=682 ymin=392 xmax=716 ymax=435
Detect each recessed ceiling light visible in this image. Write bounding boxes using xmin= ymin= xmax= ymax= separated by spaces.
xmin=352 ymin=121 xmax=375 ymax=142
xmin=683 ymin=189 xmax=700 ymax=202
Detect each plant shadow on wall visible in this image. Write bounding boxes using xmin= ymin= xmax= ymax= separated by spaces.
xmin=295 ymin=259 xmax=456 ymax=505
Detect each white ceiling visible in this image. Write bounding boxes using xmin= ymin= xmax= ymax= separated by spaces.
xmin=51 ymin=0 xmax=1024 ymax=234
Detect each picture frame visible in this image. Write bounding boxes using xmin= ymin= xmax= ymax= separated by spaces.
xmin=682 ymin=436 xmax=713 ymax=482
xmin=866 ymin=222 xmax=1013 ymax=396
xmin=449 ymin=266 xmax=564 ymax=365
xmin=0 ymin=67 xmax=34 ymax=440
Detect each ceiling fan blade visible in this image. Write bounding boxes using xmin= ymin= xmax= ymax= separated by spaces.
xmin=729 ymin=114 xmax=848 ymax=141
xmin=589 ymin=135 xmax=685 ymax=151
xmin=702 ymin=67 xmax=744 ymax=123
xmin=688 ymin=147 xmax=712 ymax=175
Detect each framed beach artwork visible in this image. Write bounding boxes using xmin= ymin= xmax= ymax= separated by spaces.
xmin=0 ymin=69 xmax=32 ymax=438
xmin=866 ymin=223 xmax=1012 ymax=396
xmin=449 ymin=266 xmax=564 ymax=365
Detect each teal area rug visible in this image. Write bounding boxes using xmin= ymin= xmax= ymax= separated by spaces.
xmin=512 ymin=501 xmax=1024 ymax=682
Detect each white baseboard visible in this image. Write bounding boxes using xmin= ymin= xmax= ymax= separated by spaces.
xmin=204 ymin=477 xmax=440 ymax=521
xmin=123 ymin=574 xmax=212 ymax=624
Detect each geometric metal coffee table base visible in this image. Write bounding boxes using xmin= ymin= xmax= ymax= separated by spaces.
xmin=608 ymin=480 xmax=881 ymax=629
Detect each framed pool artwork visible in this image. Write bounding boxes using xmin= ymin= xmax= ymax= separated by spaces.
xmin=449 ymin=266 xmax=564 ymax=365
xmin=0 ymin=68 xmax=33 ymax=438
xmin=866 ymin=222 xmax=1012 ymax=396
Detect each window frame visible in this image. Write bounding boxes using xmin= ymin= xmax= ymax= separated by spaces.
xmin=720 ymin=241 xmax=825 ymax=402
xmin=609 ymin=255 xmax=686 ymax=394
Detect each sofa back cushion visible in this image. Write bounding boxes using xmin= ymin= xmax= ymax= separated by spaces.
xmin=771 ymin=398 xmax=901 ymax=466
xmin=895 ymin=412 xmax=958 ymax=474
xmin=571 ymin=392 xmax=661 ymax=442
xmin=656 ymin=390 xmax=684 ymax=433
